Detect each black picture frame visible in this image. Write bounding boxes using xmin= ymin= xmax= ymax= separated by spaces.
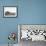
xmin=3 ymin=6 xmax=18 ymax=18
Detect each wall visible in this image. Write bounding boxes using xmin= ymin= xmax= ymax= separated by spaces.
xmin=0 ymin=0 xmax=18 ymax=44
xmin=0 ymin=0 xmax=46 ymax=44
xmin=18 ymin=0 xmax=46 ymax=24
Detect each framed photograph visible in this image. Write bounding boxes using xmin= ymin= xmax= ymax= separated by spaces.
xmin=3 ymin=6 xmax=17 ymax=17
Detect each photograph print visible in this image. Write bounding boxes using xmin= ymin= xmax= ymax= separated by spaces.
xmin=4 ymin=6 xmax=17 ymax=17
